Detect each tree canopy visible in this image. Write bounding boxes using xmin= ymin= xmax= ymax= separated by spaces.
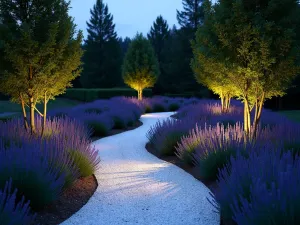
xmin=0 ymin=0 xmax=83 ymax=134
xmin=122 ymin=33 xmax=159 ymax=100
xmin=192 ymin=0 xmax=300 ymax=135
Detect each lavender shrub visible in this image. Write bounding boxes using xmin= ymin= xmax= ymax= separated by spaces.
xmin=176 ymin=122 xmax=251 ymax=180
xmin=211 ymin=145 xmax=300 ymax=225
xmin=146 ymin=118 xmax=197 ymax=156
xmin=0 ymin=179 xmax=36 ymax=225
xmin=0 ymin=138 xmax=76 ymax=210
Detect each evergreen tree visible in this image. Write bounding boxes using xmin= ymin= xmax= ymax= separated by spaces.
xmin=147 ymin=15 xmax=170 ymax=62
xmin=177 ymin=0 xmax=205 ymax=32
xmin=147 ymin=15 xmax=170 ymax=94
xmin=119 ymin=37 xmax=131 ymax=58
xmin=0 ymin=0 xmax=83 ymax=135
xmin=80 ymin=0 xmax=122 ymax=88
xmin=122 ymin=33 xmax=159 ymax=100
xmin=168 ymin=0 xmax=206 ymax=95
xmin=160 ymin=26 xmax=187 ymax=93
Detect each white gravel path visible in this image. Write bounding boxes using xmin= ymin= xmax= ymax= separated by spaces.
xmin=61 ymin=112 xmax=220 ymax=225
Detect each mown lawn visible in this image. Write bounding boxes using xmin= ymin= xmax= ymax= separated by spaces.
xmin=0 ymin=98 xmax=83 ymax=115
xmin=279 ymin=110 xmax=300 ymax=123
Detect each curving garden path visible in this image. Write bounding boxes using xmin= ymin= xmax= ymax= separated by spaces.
xmin=61 ymin=112 xmax=220 ymax=225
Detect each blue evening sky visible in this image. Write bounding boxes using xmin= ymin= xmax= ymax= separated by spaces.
xmin=69 ymin=0 xmax=184 ymax=40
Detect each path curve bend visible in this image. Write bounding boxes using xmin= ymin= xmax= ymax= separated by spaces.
xmin=61 ymin=112 xmax=220 ymax=225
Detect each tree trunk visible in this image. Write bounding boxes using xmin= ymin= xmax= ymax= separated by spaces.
xmin=244 ymin=98 xmax=251 ymax=135
xmin=29 ymin=96 xmax=36 ymax=134
xmin=20 ymin=94 xmax=29 ymax=131
xmin=224 ymin=94 xmax=231 ymax=112
xmin=220 ymin=93 xmax=224 ymax=112
xmin=138 ymin=89 xmax=143 ymax=100
xmin=41 ymin=92 xmax=47 ymax=137
xmin=252 ymin=92 xmax=265 ymax=139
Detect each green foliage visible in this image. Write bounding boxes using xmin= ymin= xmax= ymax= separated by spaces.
xmin=145 ymin=106 xmax=152 ymax=113
xmin=88 ymin=121 xmax=109 ymax=136
xmin=191 ymin=0 xmax=235 ymax=106
xmin=112 ymin=117 xmax=126 ymax=129
xmin=147 ymin=15 xmax=170 ymax=62
xmin=160 ymin=132 xmax=187 ymax=156
xmin=162 ymin=27 xmax=204 ymax=94
xmin=0 ymin=169 xmax=60 ymax=210
xmin=168 ymin=103 xmax=180 ymax=111
xmin=283 ymin=141 xmax=300 ymax=158
xmin=176 ymin=0 xmax=205 ymax=31
xmin=61 ymin=88 xmax=153 ymax=102
xmin=147 ymin=16 xmax=170 ymax=93
xmin=153 ymin=104 xmax=166 ymax=112
xmin=122 ymin=33 xmax=159 ymax=98
xmin=192 ymin=0 xmax=300 ymax=133
xmin=68 ymin=150 xmax=94 ymax=177
xmin=0 ymin=0 xmax=83 ymax=102
xmin=127 ymin=120 xmax=134 ymax=127
xmin=196 ymin=149 xmax=236 ymax=181
xmin=80 ymin=0 xmax=122 ymax=88
xmin=0 ymin=0 xmax=83 ymax=135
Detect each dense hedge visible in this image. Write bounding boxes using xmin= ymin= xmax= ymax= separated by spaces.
xmin=164 ymin=89 xmax=212 ymax=99
xmin=59 ymin=88 xmax=153 ymax=102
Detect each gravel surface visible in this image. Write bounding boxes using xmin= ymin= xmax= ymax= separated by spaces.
xmin=61 ymin=112 xmax=220 ymax=225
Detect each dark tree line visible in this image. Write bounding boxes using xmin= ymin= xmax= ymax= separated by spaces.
xmin=75 ymin=0 xmax=300 ymax=109
xmin=77 ymin=0 xmax=209 ymax=96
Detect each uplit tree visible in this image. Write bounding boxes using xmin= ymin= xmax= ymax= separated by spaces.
xmin=122 ymin=33 xmax=159 ymax=100
xmin=0 ymin=0 xmax=83 ymax=135
xmin=191 ymin=0 xmax=234 ymax=112
xmin=196 ymin=0 xmax=300 ymax=136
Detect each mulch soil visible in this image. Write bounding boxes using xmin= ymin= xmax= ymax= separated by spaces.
xmin=145 ymin=142 xmax=236 ymax=225
xmin=35 ymin=175 xmax=98 ymax=225
xmin=34 ymin=121 xmax=143 ymax=225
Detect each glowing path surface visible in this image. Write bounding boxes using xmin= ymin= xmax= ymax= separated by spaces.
xmin=61 ymin=112 xmax=220 ymax=225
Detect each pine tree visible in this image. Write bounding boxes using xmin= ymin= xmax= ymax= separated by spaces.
xmin=147 ymin=15 xmax=170 ymax=94
xmin=167 ymin=0 xmax=206 ymax=95
xmin=122 ymin=33 xmax=159 ymax=100
xmin=119 ymin=37 xmax=131 ymax=58
xmin=147 ymin=16 xmax=170 ymax=62
xmin=0 ymin=0 xmax=83 ymax=135
xmin=80 ymin=0 xmax=122 ymax=88
xmin=177 ymin=0 xmax=205 ymax=31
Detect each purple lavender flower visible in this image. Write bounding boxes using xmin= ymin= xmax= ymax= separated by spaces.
xmin=0 ymin=178 xmax=36 ymax=225
xmin=175 ymin=122 xmax=251 ymax=179
xmin=0 ymin=138 xmax=76 ymax=210
xmin=146 ymin=118 xmax=197 ymax=156
xmin=210 ymin=143 xmax=299 ymax=224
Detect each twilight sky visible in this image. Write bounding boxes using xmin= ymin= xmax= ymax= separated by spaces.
xmin=69 ymin=0 xmax=184 ymax=40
